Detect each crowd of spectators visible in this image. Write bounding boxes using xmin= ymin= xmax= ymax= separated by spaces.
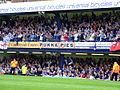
xmin=0 ymin=54 xmax=120 ymax=80
xmin=0 ymin=11 xmax=120 ymax=42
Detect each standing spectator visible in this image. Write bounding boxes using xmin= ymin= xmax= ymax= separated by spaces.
xmin=21 ymin=64 xmax=27 ymax=76
xmin=10 ymin=58 xmax=18 ymax=75
xmin=64 ymin=33 xmax=69 ymax=42
xmin=111 ymin=62 xmax=120 ymax=81
xmin=73 ymin=31 xmax=78 ymax=42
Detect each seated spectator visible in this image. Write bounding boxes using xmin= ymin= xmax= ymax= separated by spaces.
xmin=0 ymin=64 xmax=5 ymax=75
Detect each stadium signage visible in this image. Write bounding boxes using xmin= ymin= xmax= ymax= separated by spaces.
xmin=0 ymin=42 xmax=114 ymax=50
xmin=0 ymin=0 xmax=120 ymax=14
xmin=4 ymin=42 xmax=113 ymax=50
xmin=40 ymin=42 xmax=74 ymax=48
xmin=95 ymin=42 xmax=113 ymax=49
xmin=8 ymin=42 xmax=40 ymax=48
xmin=75 ymin=42 xmax=95 ymax=49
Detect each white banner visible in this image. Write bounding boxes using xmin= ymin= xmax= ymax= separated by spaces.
xmin=75 ymin=42 xmax=95 ymax=49
xmin=95 ymin=42 xmax=113 ymax=49
xmin=0 ymin=0 xmax=120 ymax=13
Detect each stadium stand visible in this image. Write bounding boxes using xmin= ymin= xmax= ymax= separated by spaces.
xmin=0 ymin=11 xmax=120 ymax=43
xmin=0 ymin=0 xmax=120 ymax=81
xmin=0 ymin=54 xmax=120 ymax=80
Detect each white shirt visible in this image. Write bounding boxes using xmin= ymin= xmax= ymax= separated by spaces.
xmin=40 ymin=34 xmax=43 ymax=41
xmin=74 ymin=33 xmax=78 ymax=41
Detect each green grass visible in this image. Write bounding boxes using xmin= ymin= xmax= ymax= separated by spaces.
xmin=0 ymin=75 xmax=119 ymax=90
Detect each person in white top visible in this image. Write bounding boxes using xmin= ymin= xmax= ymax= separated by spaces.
xmin=74 ymin=31 xmax=78 ymax=42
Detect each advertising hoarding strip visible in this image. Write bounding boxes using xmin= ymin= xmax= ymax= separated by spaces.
xmin=6 ymin=42 xmax=113 ymax=50
xmin=8 ymin=42 xmax=40 ymax=48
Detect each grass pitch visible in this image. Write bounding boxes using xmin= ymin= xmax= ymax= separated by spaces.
xmin=0 ymin=75 xmax=119 ymax=90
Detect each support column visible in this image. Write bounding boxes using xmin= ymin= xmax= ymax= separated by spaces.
xmin=54 ymin=12 xmax=61 ymax=30
xmin=59 ymin=54 xmax=64 ymax=76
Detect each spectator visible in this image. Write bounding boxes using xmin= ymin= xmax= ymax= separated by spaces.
xmin=10 ymin=58 xmax=18 ymax=75
xmin=111 ymin=62 xmax=120 ymax=81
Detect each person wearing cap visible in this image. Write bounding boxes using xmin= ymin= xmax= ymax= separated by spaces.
xmin=111 ymin=62 xmax=120 ymax=81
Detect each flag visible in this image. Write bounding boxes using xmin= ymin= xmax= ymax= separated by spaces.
xmin=0 ymin=32 xmax=14 ymax=50
xmin=0 ymin=41 xmax=8 ymax=49
xmin=110 ymin=42 xmax=120 ymax=51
